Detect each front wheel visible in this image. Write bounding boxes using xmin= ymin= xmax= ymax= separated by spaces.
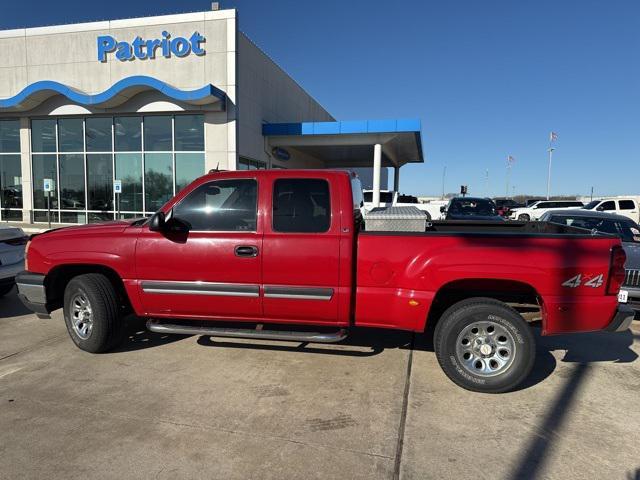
xmin=434 ymin=298 xmax=535 ymax=393
xmin=63 ymin=273 xmax=124 ymax=353
xmin=517 ymin=214 xmax=530 ymax=222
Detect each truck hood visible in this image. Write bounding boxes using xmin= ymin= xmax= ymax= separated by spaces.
xmin=623 ymin=242 xmax=640 ymax=270
xmin=0 ymin=226 xmax=26 ymax=241
xmin=38 ymin=220 xmax=135 ymax=238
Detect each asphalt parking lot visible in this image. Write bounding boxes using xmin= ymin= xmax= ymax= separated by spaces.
xmin=1 ymin=289 xmax=639 ymax=480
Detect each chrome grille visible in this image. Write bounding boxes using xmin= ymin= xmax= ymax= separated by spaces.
xmin=624 ymin=269 xmax=640 ymax=287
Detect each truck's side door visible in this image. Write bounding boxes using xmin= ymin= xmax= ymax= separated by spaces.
xmin=135 ymin=178 xmax=262 ymax=319
xmin=617 ymin=199 xmax=639 ymax=223
xmin=261 ymin=177 xmax=341 ymax=325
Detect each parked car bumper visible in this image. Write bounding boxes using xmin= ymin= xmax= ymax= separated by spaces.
xmin=0 ymin=259 xmax=25 ymax=291
xmin=621 ymin=286 xmax=640 ymax=311
xmin=15 ymin=271 xmax=51 ymax=317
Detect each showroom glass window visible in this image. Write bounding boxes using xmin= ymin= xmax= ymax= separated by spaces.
xmin=31 ymin=115 xmax=205 ymax=223
xmin=0 ymin=120 xmax=23 ymax=221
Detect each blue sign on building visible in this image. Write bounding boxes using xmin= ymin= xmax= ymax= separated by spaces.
xmin=97 ymin=31 xmax=206 ymax=62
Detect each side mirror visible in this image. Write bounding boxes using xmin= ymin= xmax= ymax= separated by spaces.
xmin=149 ymin=211 xmax=166 ymax=232
xmin=440 ymin=206 xmax=446 ymax=213
xmin=596 ymin=205 xmax=604 ymax=211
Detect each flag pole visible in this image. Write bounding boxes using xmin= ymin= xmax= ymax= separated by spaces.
xmin=506 ymin=160 xmax=510 ymax=197
xmin=546 ymin=147 xmax=553 ymax=200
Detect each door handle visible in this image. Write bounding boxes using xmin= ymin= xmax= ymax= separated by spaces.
xmin=235 ymin=245 xmax=259 ymax=257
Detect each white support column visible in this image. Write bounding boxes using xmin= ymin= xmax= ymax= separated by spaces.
xmin=372 ymin=143 xmax=382 ymax=208
xmin=19 ymin=118 xmax=32 ymax=223
xmin=393 ymin=165 xmax=400 ymax=192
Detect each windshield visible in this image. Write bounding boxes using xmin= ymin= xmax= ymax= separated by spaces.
xmin=397 ymin=194 xmax=418 ymax=203
xmin=549 ymin=216 xmax=640 ymax=242
xmin=448 ymin=198 xmax=497 ymax=216
xmin=363 ymin=191 xmax=394 ymax=203
xmin=582 ymin=201 xmax=599 ymax=210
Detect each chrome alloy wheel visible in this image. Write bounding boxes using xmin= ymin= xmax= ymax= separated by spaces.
xmin=455 ymin=320 xmax=516 ymax=377
xmin=71 ymin=293 xmax=93 ymax=340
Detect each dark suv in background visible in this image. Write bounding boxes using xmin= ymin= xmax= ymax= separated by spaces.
xmin=441 ymin=197 xmax=504 ymax=221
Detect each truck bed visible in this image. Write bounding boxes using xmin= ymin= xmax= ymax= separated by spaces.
xmin=356 ymin=220 xmax=620 ymax=335
xmin=364 ymin=220 xmax=610 ymax=237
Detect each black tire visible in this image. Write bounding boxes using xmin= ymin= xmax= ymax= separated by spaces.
xmin=0 ymin=284 xmax=14 ymax=297
xmin=434 ymin=297 xmax=535 ymax=393
xmin=517 ymin=214 xmax=530 ymax=222
xmin=63 ymin=273 xmax=124 ymax=353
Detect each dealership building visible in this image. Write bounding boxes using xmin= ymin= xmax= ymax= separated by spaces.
xmin=0 ymin=7 xmax=423 ymax=224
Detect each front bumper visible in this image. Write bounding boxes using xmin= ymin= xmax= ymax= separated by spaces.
xmin=605 ymin=304 xmax=635 ymax=332
xmin=15 ymin=271 xmax=51 ymax=317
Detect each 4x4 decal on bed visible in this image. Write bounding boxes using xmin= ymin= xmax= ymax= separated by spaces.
xmin=562 ymin=274 xmax=604 ymax=288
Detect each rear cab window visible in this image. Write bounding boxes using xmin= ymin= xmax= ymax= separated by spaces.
xmin=619 ymin=200 xmax=636 ymax=210
xmin=272 ymin=178 xmax=331 ymax=233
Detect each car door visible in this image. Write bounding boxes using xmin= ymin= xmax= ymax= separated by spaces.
xmin=617 ymin=199 xmax=639 ymax=222
xmin=599 ymin=200 xmax=616 ymax=214
xmin=135 ymin=177 xmax=263 ymax=320
xmin=531 ymin=202 xmax=549 ymax=219
xmin=261 ymin=177 xmax=341 ymax=325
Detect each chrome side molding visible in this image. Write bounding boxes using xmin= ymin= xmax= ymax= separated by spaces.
xmin=263 ymin=285 xmax=334 ymax=301
xmin=146 ymin=319 xmax=347 ymax=343
xmin=141 ymin=281 xmax=259 ymax=298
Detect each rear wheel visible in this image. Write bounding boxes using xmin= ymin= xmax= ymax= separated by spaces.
xmin=434 ymin=298 xmax=535 ymax=393
xmin=63 ymin=273 xmax=124 ymax=353
xmin=517 ymin=214 xmax=530 ymax=221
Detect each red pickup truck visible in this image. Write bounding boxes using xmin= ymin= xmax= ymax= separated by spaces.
xmin=16 ymin=170 xmax=633 ymax=393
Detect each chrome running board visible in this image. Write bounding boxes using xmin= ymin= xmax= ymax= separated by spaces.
xmin=146 ymin=320 xmax=348 ymax=343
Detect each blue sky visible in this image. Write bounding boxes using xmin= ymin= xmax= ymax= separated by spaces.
xmin=3 ymin=0 xmax=639 ymax=197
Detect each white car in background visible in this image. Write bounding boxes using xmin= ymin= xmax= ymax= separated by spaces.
xmin=582 ymin=198 xmax=640 ymax=223
xmin=363 ymin=190 xmax=432 ymax=218
xmin=509 ymin=200 xmax=584 ymax=221
xmin=0 ymin=225 xmax=28 ymax=297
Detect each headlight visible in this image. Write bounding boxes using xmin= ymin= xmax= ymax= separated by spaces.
xmin=24 ymin=239 xmax=31 ymax=271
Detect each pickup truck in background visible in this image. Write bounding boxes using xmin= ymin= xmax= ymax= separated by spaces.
xmin=17 ymin=170 xmax=633 ymax=393
xmin=582 ymin=198 xmax=640 ymax=223
xmin=362 ymin=189 xmax=432 ymax=217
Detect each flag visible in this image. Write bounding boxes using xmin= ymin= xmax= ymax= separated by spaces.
xmin=507 ymin=155 xmax=515 ymax=165
xmin=550 ymin=131 xmax=558 ymax=143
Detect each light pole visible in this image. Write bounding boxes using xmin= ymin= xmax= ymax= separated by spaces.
xmin=485 ymin=169 xmax=489 ymax=196
xmin=506 ymin=155 xmax=514 ymax=197
xmin=441 ymin=166 xmax=447 ymax=199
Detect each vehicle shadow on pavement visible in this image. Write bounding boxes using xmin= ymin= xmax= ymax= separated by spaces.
xmin=539 ymin=328 xmax=638 ymax=363
xmin=196 ymin=327 xmax=412 ymax=357
xmin=0 ymin=289 xmax=31 ymax=318
xmin=109 ymin=316 xmax=192 ymax=353
xmin=510 ymin=328 xmax=638 ymax=479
